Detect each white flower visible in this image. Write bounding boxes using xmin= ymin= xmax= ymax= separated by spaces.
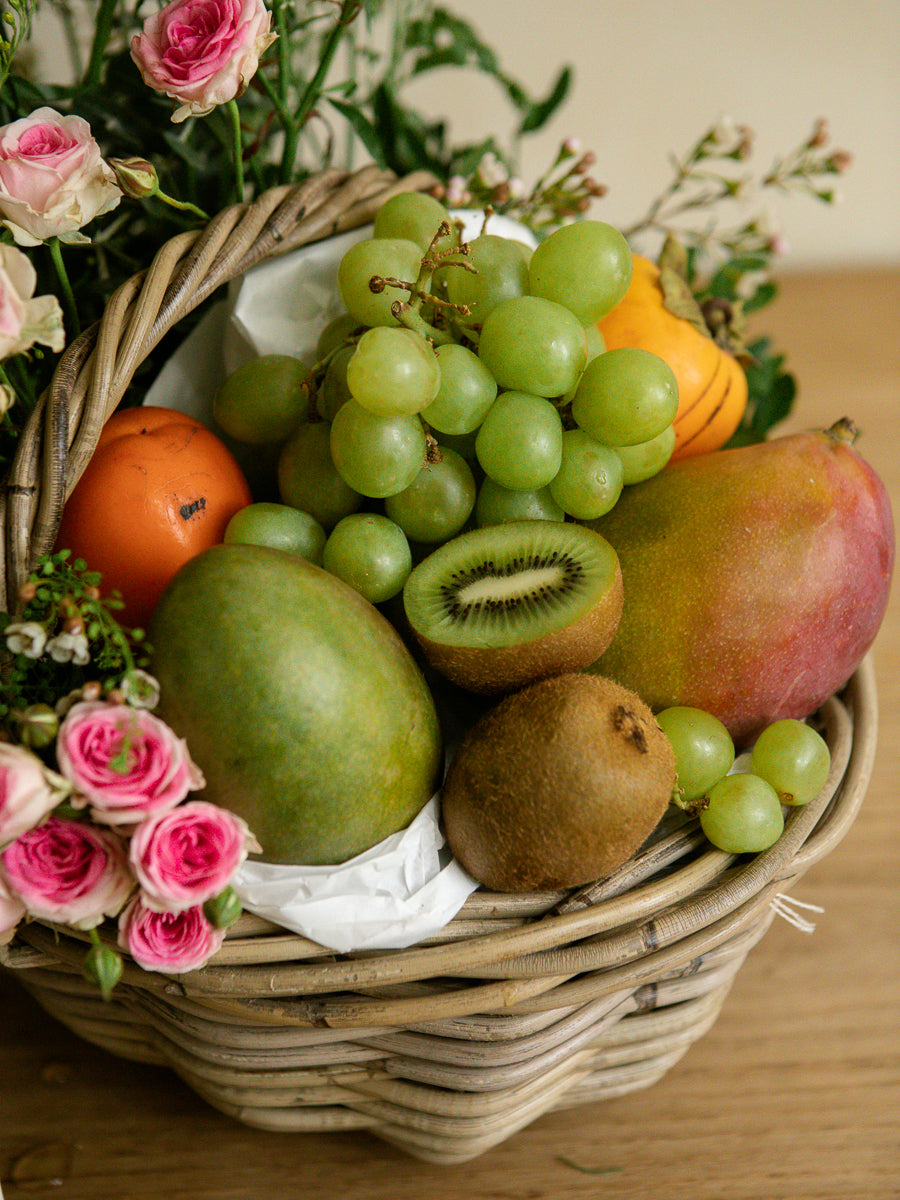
xmin=5 ymin=621 xmax=47 ymax=658
xmin=46 ymin=630 xmax=91 ymax=666
xmin=119 ymin=669 xmax=161 ymax=710
xmin=476 ymin=152 xmax=508 ymax=189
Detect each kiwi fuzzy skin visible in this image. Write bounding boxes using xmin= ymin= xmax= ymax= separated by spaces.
xmin=441 ymin=673 xmax=676 ymax=893
xmin=416 ymin=565 xmax=623 ymax=694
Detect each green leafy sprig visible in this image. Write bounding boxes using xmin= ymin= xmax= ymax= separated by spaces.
xmin=0 ymin=550 xmax=151 ymax=732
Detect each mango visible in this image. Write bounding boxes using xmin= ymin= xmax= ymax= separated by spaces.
xmin=587 ymin=420 xmax=894 ymax=744
xmin=149 ymin=543 xmax=443 ymax=864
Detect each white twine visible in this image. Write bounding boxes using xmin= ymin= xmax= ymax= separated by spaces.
xmin=770 ymin=892 xmax=825 ymax=934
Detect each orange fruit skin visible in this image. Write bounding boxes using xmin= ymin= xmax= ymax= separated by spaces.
xmin=598 ymin=255 xmax=748 ymax=461
xmin=55 ymin=405 xmax=253 ymax=629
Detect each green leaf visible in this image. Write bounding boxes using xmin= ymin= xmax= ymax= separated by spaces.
xmin=516 ymin=66 xmax=572 ymax=135
xmin=328 ymin=96 xmax=389 ymax=167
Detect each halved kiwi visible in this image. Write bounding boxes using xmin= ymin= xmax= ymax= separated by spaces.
xmin=402 ymin=520 xmax=623 ymax=693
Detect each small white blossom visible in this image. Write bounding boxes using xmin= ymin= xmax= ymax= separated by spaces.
xmin=561 ymin=136 xmax=582 ymax=156
xmin=5 ymin=621 xmax=47 ymax=658
xmin=444 ymin=175 xmax=471 ymax=207
xmin=710 ymin=115 xmax=738 ymax=146
xmin=120 ymin=669 xmax=161 ymax=710
xmin=506 ymin=176 xmax=527 ymax=201
xmin=46 ymin=630 xmax=91 ymax=666
xmin=476 ymin=152 xmax=508 ymax=189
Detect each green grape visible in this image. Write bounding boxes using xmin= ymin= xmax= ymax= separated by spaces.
xmin=337 ymin=237 xmax=424 ymax=327
xmin=613 ymin=424 xmax=676 ymax=485
xmin=656 ymin=706 xmax=736 ymax=804
xmin=317 ymin=344 xmax=354 ymax=421
xmin=528 ymin=219 xmax=633 ymax=324
xmin=475 ymin=478 xmax=565 ymax=527
xmin=572 ymin=347 xmax=679 ymax=446
xmin=750 ymin=719 xmax=831 ymax=806
xmin=224 ymin=502 xmax=327 ymax=565
xmin=560 ymin=323 xmax=607 ymax=406
xmin=548 ymin=429 xmax=624 ymax=520
xmin=346 ymin=326 xmax=441 ymax=416
xmin=441 ymin=233 xmax=530 ymax=326
xmin=475 ymin=391 xmax=564 ymax=490
xmin=384 ymin=446 xmax=476 ymax=544
xmin=316 ymin=312 xmax=359 ymax=360
xmin=478 ymin=296 xmax=588 ymax=398
xmin=699 ymin=773 xmax=785 ymax=853
xmin=213 ymin=355 xmax=309 ymax=445
xmin=372 ymin=191 xmax=457 ymax=253
xmin=420 ymin=343 xmax=498 ymax=435
xmin=330 ymin=399 xmax=427 ymax=498
xmin=322 ymin=513 xmax=412 ymax=604
xmin=277 ymin=421 xmax=362 ymax=530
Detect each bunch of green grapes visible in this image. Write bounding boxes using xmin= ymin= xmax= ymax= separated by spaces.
xmin=213 ymin=189 xmax=681 ymax=601
xmin=657 ymin=709 xmax=832 ymax=854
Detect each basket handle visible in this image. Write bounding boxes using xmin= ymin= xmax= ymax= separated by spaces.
xmin=0 ymin=165 xmax=438 ymax=613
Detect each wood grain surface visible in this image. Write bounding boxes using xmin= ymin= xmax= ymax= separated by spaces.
xmin=2 ymin=270 xmax=898 ymax=1200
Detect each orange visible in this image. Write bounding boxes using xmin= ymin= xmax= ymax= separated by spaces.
xmin=599 ymin=254 xmax=748 ymax=461
xmin=54 ymin=405 xmax=253 ymax=629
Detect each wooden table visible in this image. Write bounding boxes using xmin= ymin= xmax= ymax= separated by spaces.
xmin=2 ymin=271 xmax=899 ymax=1200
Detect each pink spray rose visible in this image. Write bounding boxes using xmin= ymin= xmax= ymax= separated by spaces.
xmin=0 ymin=874 xmax=25 ymax=946
xmin=130 ymin=800 xmax=259 ymax=913
xmin=0 ymin=108 xmax=122 ymax=247
xmin=131 ymin=0 xmax=277 ymax=123
xmin=0 ymin=244 xmax=65 ymax=359
xmin=0 ymin=741 xmax=66 ymax=849
xmin=118 ymin=894 xmax=225 ymax=973
xmin=56 ymin=700 xmax=205 ymax=827
xmin=1 ymin=816 xmax=133 ymax=930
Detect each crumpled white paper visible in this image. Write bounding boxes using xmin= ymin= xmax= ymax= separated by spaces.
xmin=231 ymin=796 xmax=479 ymax=952
xmin=142 ymin=209 xmax=539 ymax=952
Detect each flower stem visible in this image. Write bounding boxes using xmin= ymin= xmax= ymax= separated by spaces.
xmin=284 ymin=0 xmax=361 ymax=181
xmin=226 ymin=99 xmax=245 ymax=202
xmin=47 ymin=238 xmax=79 ymax=341
xmin=81 ymin=0 xmax=118 ymax=88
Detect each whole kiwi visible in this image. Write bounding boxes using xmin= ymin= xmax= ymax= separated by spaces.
xmin=441 ymin=672 xmax=676 ymax=892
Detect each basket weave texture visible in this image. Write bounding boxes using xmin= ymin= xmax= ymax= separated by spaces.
xmin=0 ymin=167 xmax=880 ymax=1164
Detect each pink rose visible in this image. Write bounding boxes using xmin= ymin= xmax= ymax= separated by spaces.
xmin=0 ymin=108 xmax=122 ymax=247
xmin=130 ymin=800 xmax=259 ymax=913
xmin=0 ymin=244 xmax=65 ymax=359
xmin=0 ymin=742 xmax=65 ymax=849
xmin=118 ymin=894 xmax=225 ymax=973
xmin=56 ymin=701 xmax=205 ymax=827
xmin=1 ymin=816 xmax=134 ymax=930
xmin=0 ymin=874 xmax=25 ymax=946
xmin=131 ymin=0 xmax=277 ymax=124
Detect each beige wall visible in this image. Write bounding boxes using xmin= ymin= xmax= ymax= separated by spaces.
xmin=30 ymin=0 xmax=900 ymax=268
xmin=406 ymin=0 xmax=900 ymax=268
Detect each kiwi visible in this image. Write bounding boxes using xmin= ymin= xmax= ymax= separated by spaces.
xmin=402 ymin=520 xmax=623 ymax=693
xmin=441 ymin=673 xmax=676 ymax=892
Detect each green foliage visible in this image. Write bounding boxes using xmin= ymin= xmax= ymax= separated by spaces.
xmin=0 ymin=550 xmax=151 ymax=725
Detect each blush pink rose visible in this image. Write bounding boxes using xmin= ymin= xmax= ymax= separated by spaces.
xmin=0 ymin=244 xmax=65 ymax=359
xmin=129 ymin=800 xmax=259 ymax=913
xmin=0 ymin=874 xmax=25 ymax=946
xmin=131 ymin=0 xmax=277 ymax=123
xmin=56 ymin=701 xmax=205 ymax=827
xmin=0 ymin=742 xmax=64 ymax=849
xmin=0 ymin=107 xmax=122 ymax=247
xmin=118 ymin=894 xmax=225 ymax=972
xmin=1 ymin=816 xmax=134 ymax=930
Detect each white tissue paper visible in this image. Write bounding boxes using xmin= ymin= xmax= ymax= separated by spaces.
xmin=141 ymin=208 xmax=540 ymax=951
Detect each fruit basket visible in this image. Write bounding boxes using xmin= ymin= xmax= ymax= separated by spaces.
xmin=0 ymin=166 xmax=881 ymax=1165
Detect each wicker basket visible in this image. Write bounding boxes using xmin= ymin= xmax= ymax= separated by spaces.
xmin=0 ymin=167 xmax=880 ymax=1165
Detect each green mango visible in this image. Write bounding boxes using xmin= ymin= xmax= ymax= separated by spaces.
xmin=586 ymin=420 xmax=894 ymax=745
xmin=150 ymin=543 xmax=442 ymax=865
